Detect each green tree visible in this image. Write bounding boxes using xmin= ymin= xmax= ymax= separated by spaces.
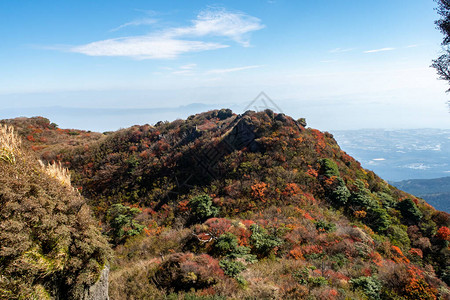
xmin=319 ymin=158 xmax=340 ymax=178
xmin=213 ymin=232 xmax=239 ymax=256
xmin=249 ymin=224 xmax=282 ymax=257
xmin=188 ymin=194 xmax=219 ymax=223
xmin=367 ymin=207 xmax=391 ymax=232
xmin=432 ymin=0 xmax=450 ymax=95
xmin=397 ymin=198 xmax=423 ymax=225
xmin=330 ymin=177 xmax=350 ymax=206
xmin=350 ymin=276 xmax=381 ymax=299
xmin=107 ymin=203 xmax=144 ymax=244
xmin=349 ymin=180 xmax=376 ymax=208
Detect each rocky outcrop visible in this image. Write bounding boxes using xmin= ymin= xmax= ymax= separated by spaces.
xmin=223 ymin=115 xmax=261 ymax=152
xmin=81 ymin=266 xmax=110 ymax=300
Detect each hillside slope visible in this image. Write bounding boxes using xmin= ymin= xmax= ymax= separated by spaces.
xmin=0 ymin=125 xmax=111 ymax=299
xmin=3 ymin=110 xmax=450 ymax=299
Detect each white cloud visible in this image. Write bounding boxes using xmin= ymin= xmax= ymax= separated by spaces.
xmin=363 ymin=47 xmax=395 ymax=53
xmin=172 ymin=70 xmax=193 ymax=75
xmin=206 ymin=65 xmax=262 ymax=74
xmin=110 ymin=18 xmax=158 ymax=32
xmin=71 ymin=36 xmax=227 ymax=59
xmin=180 ymin=63 xmax=197 ymax=69
xmin=329 ymin=48 xmax=353 ymax=53
xmin=170 ymin=8 xmax=264 ymax=47
xmin=70 ymin=8 xmax=263 ymax=59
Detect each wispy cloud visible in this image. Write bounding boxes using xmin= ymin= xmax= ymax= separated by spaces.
xmin=363 ymin=47 xmax=395 ymax=53
xmin=172 ymin=70 xmax=194 ymax=75
xmin=110 ymin=18 xmax=158 ymax=32
xmin=329 ymin=48 xmax=353 ymax=53
xmin=206 ymin=65 xmax=261 ymax=74
xmin=71 ymin=37 xmax=227 ymax=59
xmin=406 ymin=44 xmax=418 ymax=48
xmin=170 ymin=8 xmax=264 ymax=47
xmin=69 ymin=8 xmax=264 ymax=59
xmin=180 ymin=63 xmax=197 ymax=69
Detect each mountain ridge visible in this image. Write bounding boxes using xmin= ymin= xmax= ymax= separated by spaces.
xmin=1 ymin=110 xmax=449 ymax=299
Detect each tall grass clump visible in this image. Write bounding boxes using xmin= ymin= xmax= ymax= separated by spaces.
xmin=0 ymin=124 xmax=21 ymax=164
xmin=40 ymin=160 xmax=72 ymax=188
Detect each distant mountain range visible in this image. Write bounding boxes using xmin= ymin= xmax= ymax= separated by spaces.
xmin=390 ymin=177 xmax=450 ymax=213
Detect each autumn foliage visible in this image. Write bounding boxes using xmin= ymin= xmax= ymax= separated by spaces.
xmin=2 ymin=110 xmax=449 ymax=299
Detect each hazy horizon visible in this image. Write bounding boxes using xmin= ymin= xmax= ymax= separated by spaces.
xmin=1 ymin=0 xmax=449 ymax=131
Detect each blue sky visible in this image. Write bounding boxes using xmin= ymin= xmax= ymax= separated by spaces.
xmin=1 ymin=0 xmax=449 ymax=131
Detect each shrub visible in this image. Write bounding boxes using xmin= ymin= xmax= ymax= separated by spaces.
xmin=212 ymin=232 xmax=256 ymax=264
xmin=249 ymin=224 xmax=282 ymax=258
xmin=0 ymin=135 xmax=111 ymax=299
xmin=376 ymin=192 xmax=396 ymax=209
xmin=366 ymin=207 xmax=390 ymax=232
xmin=330 ymin=179 xmax=350 ymax=206
xmin=152 ymin=253 xmax=223 ymax=292
xmin=350 ymin=276 xmax=381 ymax=299
xmin=315 ymin=220 xmax=336 ymax=233
xmin=107 ymin=203 xmax=145 ymax=244
xmin=219 ymin=259 xmax=246 ymax=278
xmin=387 ymin=225 xmax=411 ymax=250
xmin=397 ymin=198 xmax=423 ymax=225
xmin=189 ymin=195 xmax=219 ymax=223
xmin=349 ymin=180 xmax=376 ymax=209
xmin=319 ymin=158 xmax=340 ymax=178
xmin=213 ymin=233 xmax=239 ymax=257
xmin=308 ymin=276 xmax=328 ymax=288
xmin=436 ymin=226 xmax=450 ymax=241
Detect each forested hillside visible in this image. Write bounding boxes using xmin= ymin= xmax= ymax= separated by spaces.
xmin=1 ymin=110 xmax=449 ymax=299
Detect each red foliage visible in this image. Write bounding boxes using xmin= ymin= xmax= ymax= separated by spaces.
xmin=204 ymin=218 xmax=232 ymax=238
xmin=301 ymin=244 xmax=323 ymax=256
xmin=311 ymin=129 xmax=326 ymax=153
xmin=409 ymin=248 xmax=423 ymax=258
xmin=436 ymin=226 xmax=450 ymax=241
xmin=177 ymin=200 xmax=190 ymax=213
xmin=282 ymin=183 xmax=301 ymax=197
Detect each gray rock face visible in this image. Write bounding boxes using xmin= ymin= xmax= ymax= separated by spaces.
xmin=224 ymin=116 xmax=260 ymax=152
xmin=81 ymin=266 xmax=109 ymax=300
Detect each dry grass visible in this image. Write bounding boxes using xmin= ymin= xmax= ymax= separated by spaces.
xmin=0 ymin=124 xmax=21 ymax=164
xmin=39 ymin=160 xmax=72 ymax=188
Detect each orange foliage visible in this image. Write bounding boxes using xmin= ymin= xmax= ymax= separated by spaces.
xmin=282 ymin=183 xmax=301 ymax=197
xmin=391 ymin=245 xmax=410 ymax=264
xmin=306 ymin=166 xmax=318 ymax=178
xmin=353 ymin=210 xmax=367 ymax=218
xmin=289 ymin=246 xmax=304 ymax=260
xmin=251 ymin=181 xmax=268 ymax=202
xmin=404 ymin=266 xmax=437 ymax=300
xmin=177 ymin=200 xmax=189 ymax=212
xmin=369 ymin=251 xmax=383 ymax=267
xmin=436 ymin=226 xmax=450 ymax=241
